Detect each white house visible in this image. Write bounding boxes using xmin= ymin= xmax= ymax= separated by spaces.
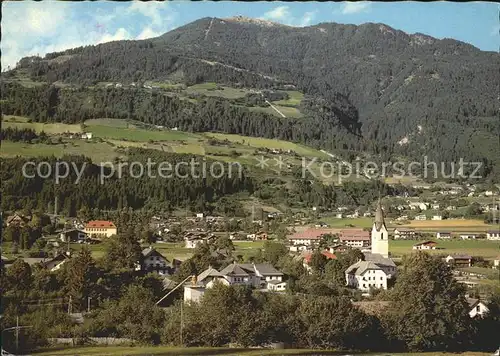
xmin=467 ymin=298 xmax=489 ymax=318
xmin=81 ymin=132 xmax=93 ymax=140
xmin=460 ymin=233 xmax=477 ymax=240
xmin=432 ymin=215 xmax=443 ymax=221
xmin=393 ymin=228 xmax=416 ymax=240
xmin=139 ymin=247 xmax=172 ymax=275
xmin=493 ymin=257 xmax=500 ymax=269
xmin=184 ymin=263 xmax=286 ymax=302
xmin=436 ymin=231 xmax=452 ymax=239
xmin=414 ymin=214 xmax=427 ymax=221
xmin=413 ymin=241 xmax=438 ymax=250
xmin=487 ymin=230 xmax=500 ymax=240
xmin=346 ymin=261 xmax=388 ymax=292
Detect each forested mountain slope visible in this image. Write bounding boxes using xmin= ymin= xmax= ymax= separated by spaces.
xmin=3 ymin=16 xmax=499 ymax=177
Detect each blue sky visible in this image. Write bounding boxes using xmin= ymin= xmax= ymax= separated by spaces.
xmin=2 ymin=1 xmax=498 ymax=69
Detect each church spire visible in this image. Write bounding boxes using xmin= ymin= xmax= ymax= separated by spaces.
xmin=374 ymin=197 xmax=385 ymax=231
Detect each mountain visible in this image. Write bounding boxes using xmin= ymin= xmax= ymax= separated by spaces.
xmin=2 ymin=16 xmax=499 ymax=178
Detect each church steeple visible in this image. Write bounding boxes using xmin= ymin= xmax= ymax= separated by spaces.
xmin=374 ymin=198 xmax=385 ymax=231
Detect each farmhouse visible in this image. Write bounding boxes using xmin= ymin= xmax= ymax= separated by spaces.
xmin=436 ymin=231 xmax=452 ymax=239
xmin=43 ymin=253 xmax=71 ymax=272
xmin=413 ymin=240 xmax=438 ymax=250
xmin=445 ymin=254 xmax=472 ymax=268
xmin=414 ymin=214 xmax=427 ymax=221
xmin=288 ymin=228 xmax=340 ymax=246
xmin=393 ymin=227 xmax=416 ymax=240
xmin=459 ymin=233 xmax=477 ymax=240
xmin=432 ymin=215 xmax=443 ymax=221
xmin=184 ymin=263 xmax=286 ymax=302
xmin=84 ymin=220 xmax=117 ymax=238
xmin=346 ymin=261 xmax=388 ymax=292
xmin=6 ymin=213 xmax=31 ymax=227
xmin=139 ymin=247 xmax=172 ymax=275
xmin=339 ymin=229 xmax=371 ymax=248
xmin=467 ymin=298 xmax=489 ymax=318
xmin=487 ymin=230 xmax=500 ymax=240
xmin=60 ymin=229 xmax=87 ymax=243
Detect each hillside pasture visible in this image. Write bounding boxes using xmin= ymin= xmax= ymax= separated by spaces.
xmin=3 ymin=115 xmax=82 ymax=134
xmin=389 ymin=239 xmax=499 ymax=259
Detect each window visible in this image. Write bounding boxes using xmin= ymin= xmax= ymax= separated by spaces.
xmin=476 ymin=305 xmax=480 ymax=312
xmin=380 ymin=277 xmax=383 ymax=280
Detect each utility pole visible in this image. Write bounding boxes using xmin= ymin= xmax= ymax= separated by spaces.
xmin=15 ymin=316 xmax=19 ymax=351
xmin=180 ymin=298 xmax=183 ymax=346
xmin=68 ymin=296 xmax=72 ymax=314
xmin=87 ymin=297 xmax=91 ymax=313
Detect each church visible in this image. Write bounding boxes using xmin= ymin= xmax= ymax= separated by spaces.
xmin=345 ymin=199 xmax=397 ymax=292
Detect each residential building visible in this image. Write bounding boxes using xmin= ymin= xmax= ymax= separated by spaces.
xmin=413 ymin=241 xmax=438 ymax=250
xmin=140 ymin=247 xmax=172 ymax=275
xmin=467 ymin=298 xmax=489 ymax=318
xmin=43 ymin=253 xmax=71 ymax=272
xmin=340 ymin=229 xmax=371 ymax=248
xmin=409 ymin=202 xmax=428 ymax=210
xmin=288 ymin=228 xmax=340 ymax=246
xmin=445 ymin=254 xmax=472 ymax=268
xmin=460 ymin=233 xmax=477 ymax=240
xmin=414 ymin=214 xmax=427 ymax=221
xmin=432 ymin=215 xmax=443 ymax=221
xmin=487 ymin=230 xmax=500 ymax=240
xmin=6 ymin=213 xmax=30 ymax=227
xmin=436 ymin=231 xmax=452 ymax=239
xmin=84 ymin=220 xmax=117 ymax=238
xmin=184 ymin=263 xmax=286 ymax=302
xmin=393 ymin=227 xmax=416 ymax=240
xmin=346 ymin=261 xmax=388 ymax=292
xmin=302 ymin=250 xmax=336 ymax=271
xmin=60 ymin=229 xmax=87 ymax=243
xmin=431 ymin=203 xmax=440 ymax=210
xmin=493 ymin=257 xmax=499 ymax=269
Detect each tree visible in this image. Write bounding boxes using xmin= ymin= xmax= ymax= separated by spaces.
xmin=102 ymin=230 xmax=142 ymax=270
xmin=262 ymin=241 xmax=288 ymax=267
xmin=214 ymin=236 xmax=234 ymax=253
xmin=309 ymin=250 xmax=328 ymax=274
xmin=381 ymin=252 xmax=472 ymax=352
xmin=6 ymin=259 xmax=33 ymax=294
xmin=65 ymin=247 xmax=98 ymax=311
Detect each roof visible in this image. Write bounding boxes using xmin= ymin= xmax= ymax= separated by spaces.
xmin=219 ymin=263 xmax=251 ymax=276
xmin=346 ymin=260 xmax=385 ymax=276
xmin=487 ymin=230 xmax=500 ymax=234
xmin=303 ymin=251 xmax=337 ymax=264
xmin=394 ymin=227 xmax=415 ymax=232
xmin=413 ymin=240 xmax=437 ymax=246
xmin=374 ymin=198 xmax=386 ymax=231
xmin=340 ymin=229 xmax=370 ymax=241
xmin=141 ymin=247 xmax=168 ymax=260
xmin=197 ymin=266 xmax=224 ymax=282
xmin=239 ymin=263 xmax=283 ymax=276
xmin=466 ymin=298 xmax=488 ymax=308
xmin=437 ymin=231 xmax=451 ymax=234
xmin=85 ymin=220 xmax=116 ymax=228
xmin=288 ymin=228 xmax=341 ymax=240
xmin=363 ymin=252 xmax=396 ymax=267
xmin=267 ymin=280 xmax=286 ymax=285
xmin=447 ymin=254 xmax=472 ymax=260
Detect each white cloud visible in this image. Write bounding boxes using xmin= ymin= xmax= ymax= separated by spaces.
xmin=340 ymin=2 xmax=372 ymax=14
xmin=299 ymin=11 xmax=317 ymax=27
xmin=260 ymin=7 xmax=316 ymax=27
xmin=136 ymin=27 xmax=162 ymax=40
xmin=127 ymin=1 xmax=170 ymax=27
xmin=1 ymin=1 xmax=178 ymax=70
xmin=262 ymin=6 xmax=291 ymax=21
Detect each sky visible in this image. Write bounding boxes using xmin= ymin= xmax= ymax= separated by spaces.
xmin=2 ymin=1 xmax=498 ymax=69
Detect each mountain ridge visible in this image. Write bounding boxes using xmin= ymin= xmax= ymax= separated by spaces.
xmin=3 ymin=16 xmax=499 ymax=178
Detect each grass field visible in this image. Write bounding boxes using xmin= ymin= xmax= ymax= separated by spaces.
xmin=247 ymin=105 xmax=303 ymax=118
xmin=320 ymin=217 xmax=374 ymax=228
xmin=3 ymin=115 xmax=82 ymax=134
xmin=0 ymin=141 xmax=120 ymax=163
xmin=86 ymin=124 xmax=198 ymax=142
xmin=186 ymin=83 xmax=251 ymax=100
xmin=400 ymin=219 xmax=496 ymax=233
xmin=203 ymin=133 xmax=329 ymax=159
xmin=389 ymin=239 xmax=499 ymax=259
xmin=33 ymin=346 xmax=493 ymax=356
xmin=272 ymin=90 xmax=304 ymax=107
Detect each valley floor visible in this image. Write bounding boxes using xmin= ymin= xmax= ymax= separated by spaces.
xmin=32 ymin=346 xmax=494 ymax=356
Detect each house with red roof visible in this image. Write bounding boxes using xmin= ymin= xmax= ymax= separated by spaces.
xmin=302 ymin=250 xmax=337 ymax=272
xmin=287 ymin=228 xmax=340 ymax=247
xmin=84 ymin=220 xmax=117 ymax=238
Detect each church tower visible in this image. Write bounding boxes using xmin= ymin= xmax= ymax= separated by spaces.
xmin=371 ymin=198 xmax=389 ymax=258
